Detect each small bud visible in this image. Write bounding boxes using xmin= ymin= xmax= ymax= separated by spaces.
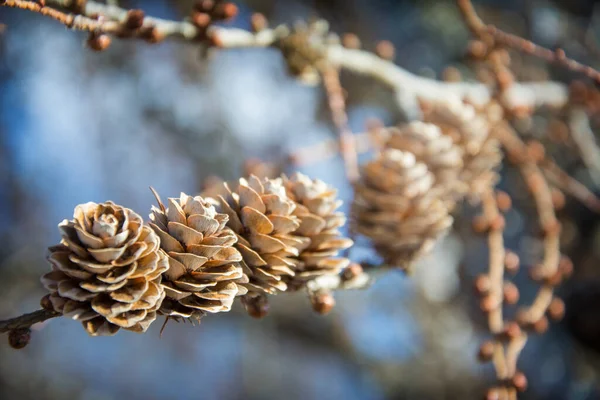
xmin=342 ymin=263 xmax=363 ymax=281
xmin=86 ymin=33 xmax=111 ymax=51
xmin=310 ymin=291 xmax=335 ymax=315
xmin=503 ymin=281 xmax=519 ymax=305
xmin=547 ymin=297 xmax=565 ymax=321
xmin=141 ymin=27 xmax=164 ymax=44
xmin=477 ymin=340 xmax=495 ymax=362
xmin=375 ymin=40 xmax=395 ymax=61
xmin=191 ymin=11 xmax=211 ymax=28
xmin=213 ymin=3 xmax=238 ymax=20
xmin=8 ymin=328 xmax=31 ymax=350
xmin=472 ymin=215 xmax=489 ymax=233
xmin=241 ymin=295 xmax=269 ymax=319
xmin=474 ymin=274 xmax=491 ymax=295
xmin=342 ymin=33 xmax=361 ymax=49
xmin=442 ymin=66 xmax=462 ymax=82
xmin=504 ymin=251 xmax=520 ymax=274
xmin=495 ymin=191 xmax=512 ymax=211
xmin=512 ymin=371 xmax=528 ymax=392
xmin=251 ymin=13 xmax=268 ymax=33
xmin=532 ymin=315 xmax=549 ymax=334
xmin=125 ymin=9 xmax=145 ymax=30
xmin=467 ymin=40 xmax=487 ymax=59
xmin=40 ymin=294 xmax=53 ymax=311
xmin=503 ymin=321 xmax=522 ymax=340
xmin=480 ymin=294 xmax=500 ymax=312
xmin=490 ymin=215 xmax=506 ymax=231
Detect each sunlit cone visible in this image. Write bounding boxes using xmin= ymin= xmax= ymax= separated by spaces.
xmin=424 ymin=96 xmax=502 ymax=201
xmin=217 ymin=175 xmax=308 ymax=294
xmin=283 ymin=173 xmax=353 ymax=288
xmin=384 ymin=121 xmax=466 ymax=208
xmin=41 ymin=202 xmax=168 ymax=336
xmin=149 ymin=192 xmax=248 ymax=322
xmin=353 ymin=149 xmax=453 ymax=269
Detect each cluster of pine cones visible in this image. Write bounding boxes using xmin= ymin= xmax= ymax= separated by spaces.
xmin=40 ymin=174 xmax=354 ymax=336
xmin=40 ymin=97 xmax=501 ymax=336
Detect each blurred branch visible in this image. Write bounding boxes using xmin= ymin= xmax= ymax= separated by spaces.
xmin=0 ymin=309 xmax=59 ymax=333
xmin=321 ymin=66 xmax=359 ymax=181
xmin=1 ymin=0 xmax=569 ymax=113
xmin=495 ymin=124 xmax=561 ymax=324
xmin=568 ymin=108 xmax=600 ymax=186
xmin=541 ymin=159 xmax=600 ymax=212
xmin=457 ymin=0 xmax=600 ymax=84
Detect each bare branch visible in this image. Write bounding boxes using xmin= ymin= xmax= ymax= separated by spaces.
xmin=0 ymin=309 xmax=60 ymax=333
xmin=568 ymin=108 xmax=600 ymax=186
xmin=0 ymin=0 xmax=569 ymax=113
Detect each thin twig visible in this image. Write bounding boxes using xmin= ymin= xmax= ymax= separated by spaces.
xmin=486 ymin=26 xmax=600 ymax=84
xmin=0 ymin=309 xmax=60 ymax=333
xmin=2 ymin=0 xmax=121 ymax=33
xmin=541 ymin=159 xmax=600 ymax=213
xmin=567 ymin=108 xmax=600 ymax=186
xmin=320 ymin=66 xmax=359 ymax=181
xmin=495 ymin=124 xmax=561 ymax=326
xmin=480 ymin=189 xmax=510 ymax=380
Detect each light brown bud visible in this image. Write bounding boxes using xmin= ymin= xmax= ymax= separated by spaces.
xmin=342 ymin=263 xmax=363 ymax=281
xmin=342 ymin=33 xmax=361 ymax=49
xmin=547 ymin=297 xmax=565 ymax=321
xmin=477 ymin=340 xmax=495 ymax=362
xmin=8 ymin=328 xmax=31 ymax=350
xmin=86 ymin=33 xmax=111 ymax=51
xmin=375 ymin=40 xmax=395 ymax=61
xmin=125 ymin=9 xmax=145 ymax=30
xmin=251 ymin=13 xmax=268 ymax=33
xmin=503 ymin=281 xmax=519 ymax=305
xmin=242 ymin=295 xmax=269 ymax=319
xmin=504 ymin=251 xmax=520 ymax=274
xmin=495 ymin=190 xmax=512 ymax=211
xmin=512 ymin=371 xmax=528 ymax=392
xmin=310 ymin=292 xmax=335 ymax=315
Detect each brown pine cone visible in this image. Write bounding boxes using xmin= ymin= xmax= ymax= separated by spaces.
xmin=41 ymin=202 xmax=168 ymax=336
xmin=424 ymin=97 xmax=502 ymax=201
xmin=384 ymin=121 xmax=466 ymax=208
xmin=353 ymin=149 xmax=453 ymax=269
xmin=149 ymin=192 xmax=247 ymax=322
xmin=282 ymin=173 xmax=353 ymax=287
xmin=217 ymin=175 xmax=307 ymax=294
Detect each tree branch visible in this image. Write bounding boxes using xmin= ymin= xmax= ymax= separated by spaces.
xmin=1 ymin=0 xmax=569 ymax=113
xmin=0 ymin=309 xmax=60 ymax=333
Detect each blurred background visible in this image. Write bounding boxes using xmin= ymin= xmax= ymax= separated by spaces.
xmin=1 ymin=0 xmax=600 ymax=399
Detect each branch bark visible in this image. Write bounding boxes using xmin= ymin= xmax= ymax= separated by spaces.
xmin=0 ymin=309 xmax=60 ymax=333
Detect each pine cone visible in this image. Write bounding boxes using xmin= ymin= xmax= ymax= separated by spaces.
xmin=283 ymin=173 xmax=353 ymax=287
xmin=41 ymin=202 xmax=168 ymax=336
xmin=353 ymin=149 xmax=453 ymax=269
xmin=424 ymin=97 xmax=502 ymax=201
xmin=276 ymin=20 xmax=330 ymax=85
xmin=384 ymin=121 xmax=467 ymax=208
xmin=217 ymin=175 xmax=307 ymax=294
xmin=149 ymin=192 xmax=247 ymax=321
